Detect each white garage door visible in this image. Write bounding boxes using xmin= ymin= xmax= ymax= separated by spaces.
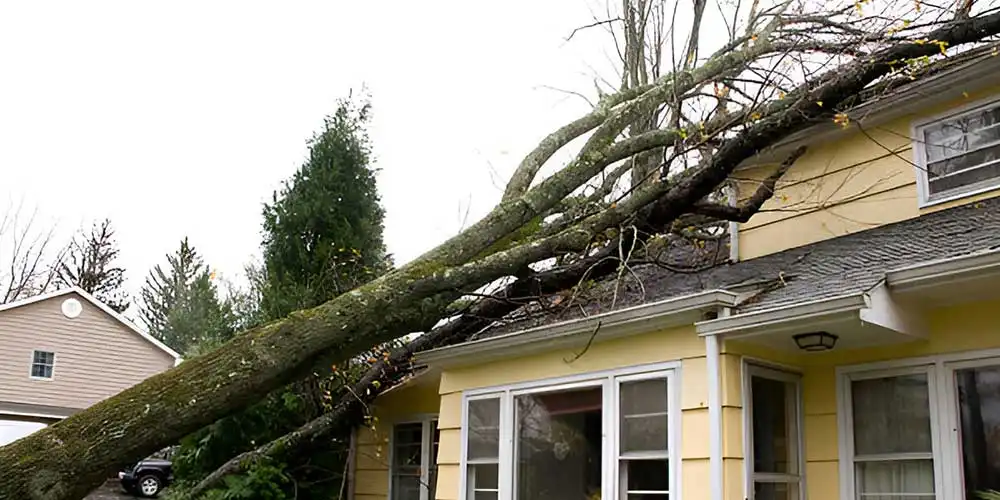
xmin=0 ymin=420 xmax=46 ymax=446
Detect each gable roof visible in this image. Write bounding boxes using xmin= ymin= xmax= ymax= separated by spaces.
xmin=471 ymin=196 xmax=1000 ymax=342
xmin=0 ymin=287 xmax=182 ymax=363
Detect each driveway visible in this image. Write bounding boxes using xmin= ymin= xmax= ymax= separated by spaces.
xmin=85 ymin=480 xmax=134 ymax=500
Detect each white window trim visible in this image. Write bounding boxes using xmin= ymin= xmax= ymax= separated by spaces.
xmin=459 ymin=361 xmax=681 ymax=500
xmin=29 ymin=350 xmax=56 ymax=381
xmin=388 ymin=413 xmax=439 ymax=500
xmin=834 ymin=347 xmax=1000 ymax=500
xmin=742 ymin=361 xmax=806 ymax=500
xmin=911 ymin=93 xmax=1000 ymax=208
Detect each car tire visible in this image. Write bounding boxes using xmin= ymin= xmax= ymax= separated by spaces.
xmin=136 ymin=474 xmax=163 ymax=498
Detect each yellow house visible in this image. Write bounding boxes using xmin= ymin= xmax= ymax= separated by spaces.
xmin=352 ymin=46 xmax=1000 ymax=500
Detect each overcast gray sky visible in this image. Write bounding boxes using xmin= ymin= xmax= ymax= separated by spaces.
xmin=0 ymin=1 xmax=625 ymax=301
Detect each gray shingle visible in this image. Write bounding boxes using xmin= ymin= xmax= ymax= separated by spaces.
xmin=473 ymin=197 xmax=1000 ymax=340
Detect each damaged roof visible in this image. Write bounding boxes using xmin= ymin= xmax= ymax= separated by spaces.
xmin=473 ymin=196 xmax=1000 ymax=341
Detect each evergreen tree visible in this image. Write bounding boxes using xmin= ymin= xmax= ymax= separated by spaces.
xmin=56 ymin=219 xmax=129 ymax=312
xmin=172 ymin=95 xmax=394 ymax=499
xmin=139 ymin=238 xmax=231 ymax=354
xmin=259 ymin=95 xmax=390 ymax=320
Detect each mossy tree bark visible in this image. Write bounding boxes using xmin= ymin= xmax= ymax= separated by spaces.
xmin=2 ymin=9 xmax=1000 ymax=499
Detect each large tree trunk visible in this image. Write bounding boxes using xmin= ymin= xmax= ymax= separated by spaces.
xmin=3 ymin=10 xmax=999 ymax=499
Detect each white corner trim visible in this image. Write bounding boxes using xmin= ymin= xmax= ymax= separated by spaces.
xmin=418 ymin=290 xmax=738 ymax=368
xmin=0 ymin=287 xmax=182 ymax=362
xmin=887 ymin=247 xmax=1000 ymax=292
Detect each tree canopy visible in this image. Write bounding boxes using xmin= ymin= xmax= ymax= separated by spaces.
xmin=259 ymin=95 xmax=390 ymax=321
xmin=57 ymin=219 xmax=128 ymax=312
xmin=139 ymin=238 xmax=232 ymax=354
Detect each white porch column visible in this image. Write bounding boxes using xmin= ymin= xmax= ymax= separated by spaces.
xmin=705 ymin=332 xmax=724 ymax=500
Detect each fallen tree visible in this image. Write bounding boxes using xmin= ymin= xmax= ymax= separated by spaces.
xmin=3 ymin=1 xmax=1000 ymax=497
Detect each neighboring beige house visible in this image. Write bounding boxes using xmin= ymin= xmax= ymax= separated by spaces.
xmin=352 ymin=46 xmax=1000 ymax=500
xmin=0 ymin=287 xmax=180 ymax=445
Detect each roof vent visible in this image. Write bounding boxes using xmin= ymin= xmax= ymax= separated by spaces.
xmin=61 ymin=298 xmax=82 ymax=319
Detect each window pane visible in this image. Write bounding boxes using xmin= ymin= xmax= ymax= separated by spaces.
xmin=393 ymin=423 xmax=423 ymax=473
xmin=621 ymin=379 xmax=668 ymax=453
xmin=852 ymin=375 xmax=932 ymax=455
xmin=468 ymin=463 xmax=499 ymax=490
xmin=515 ymin=387 xmax=603 ymax=500
xmin=627 ymin=495 xmax=669 ymax=500
xmin=754 ymin=482 xmax=799 ymax=500
xmin=392 ymin=474 xmax=421 ymax=500
xmin=956 ymin=366 xmax=1000 ymax=498
xmin=623 ymin=458 xmax=669 ymax=491
xmin=474 ymin=493 xmax=498 ymax=500
xmin=752 ymin=376 xmax=798 ymax=474
xmin=856 ymin=460 xmax=934 ymax=499
xmin=468 ymin=398 xmax=500 ymax=460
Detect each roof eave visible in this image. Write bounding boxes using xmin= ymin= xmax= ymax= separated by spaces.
xmin=417 ymin=289 xmax=739 ymax=369
xmin=0 ymin=287 xmax=183 ymax=362
xmin=887 ymin=247 xmax=1000 ymax=293
xmin=695 ymin=293 xmax=868 ymax=336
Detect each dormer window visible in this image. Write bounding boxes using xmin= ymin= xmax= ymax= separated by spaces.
xmin=30 ymin=350 xmax=55 ymax=379
xmin=915 ymin=97 xmax=1000 ymax=206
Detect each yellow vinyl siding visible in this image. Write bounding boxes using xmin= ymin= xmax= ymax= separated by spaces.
xmin=737 ymin=85 xmax=1000 ymax=260
xmin=354 ymin=380 xmax=442 ymax=500
xmin=724 ymin=297 xmax=1000 ymax=500
xmin=436 ymin=325 xmax=708 ymax=500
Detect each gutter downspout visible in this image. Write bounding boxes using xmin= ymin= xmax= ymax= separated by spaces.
xmin=727 ymin=183 xmax=740 ymax=263
xmin=706 ymin=306 xmax=727 ymax=500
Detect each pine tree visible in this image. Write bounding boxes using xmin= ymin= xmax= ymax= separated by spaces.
xmin=139 ymin=238 xmax=231 ymax=354
xmin=259 ymin=95 xmax=390 ymax=321
xmin=57 ymin=219 xmax=129 ymax=312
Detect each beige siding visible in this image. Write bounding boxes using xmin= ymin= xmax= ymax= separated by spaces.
xmin=0 ymin=292 xmax=174 ymax=410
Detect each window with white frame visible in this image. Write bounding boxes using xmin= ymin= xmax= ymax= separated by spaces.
xmin=462 ymin=365 xmax=677 ymax=500
xmin=843 ymin=356 xmax=1000 ymax=500
xmin=846 ymin=370 xmax=936 ymax=500
xmin=391 ymin=418 xmax=439 ymax=500
xmin=30 ymin=350 xmax=55 ymax=379
xmin=745 ymin=365 xmax=803 ymax=500
xmin=915 ymin=98 xmax=1000 ymax=204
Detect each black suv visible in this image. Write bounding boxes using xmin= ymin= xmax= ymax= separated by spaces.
xmin=119 ymin=458 xmax=173 ymax=498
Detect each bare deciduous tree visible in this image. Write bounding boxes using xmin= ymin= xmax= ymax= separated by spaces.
xmin=0 ymin=202 xmax=65 ymax=304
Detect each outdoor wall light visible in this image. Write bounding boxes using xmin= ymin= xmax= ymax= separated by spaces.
xmin=792 ymin=331 xmax=838 ymax=351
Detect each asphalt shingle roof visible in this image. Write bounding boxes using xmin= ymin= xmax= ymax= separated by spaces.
xmin=473 ymin=197 xmax=1000 ymax=340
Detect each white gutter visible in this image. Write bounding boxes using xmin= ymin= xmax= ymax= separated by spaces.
xmin=705 ymin=331 xmax=724 ymax=500
xmin=418 ymin=289 xmax=739 ymax=368
xmin=887 ymin=248 xmax=1000 ymax=292
xmin=695 ymin=293 xmax=867 ymax=337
